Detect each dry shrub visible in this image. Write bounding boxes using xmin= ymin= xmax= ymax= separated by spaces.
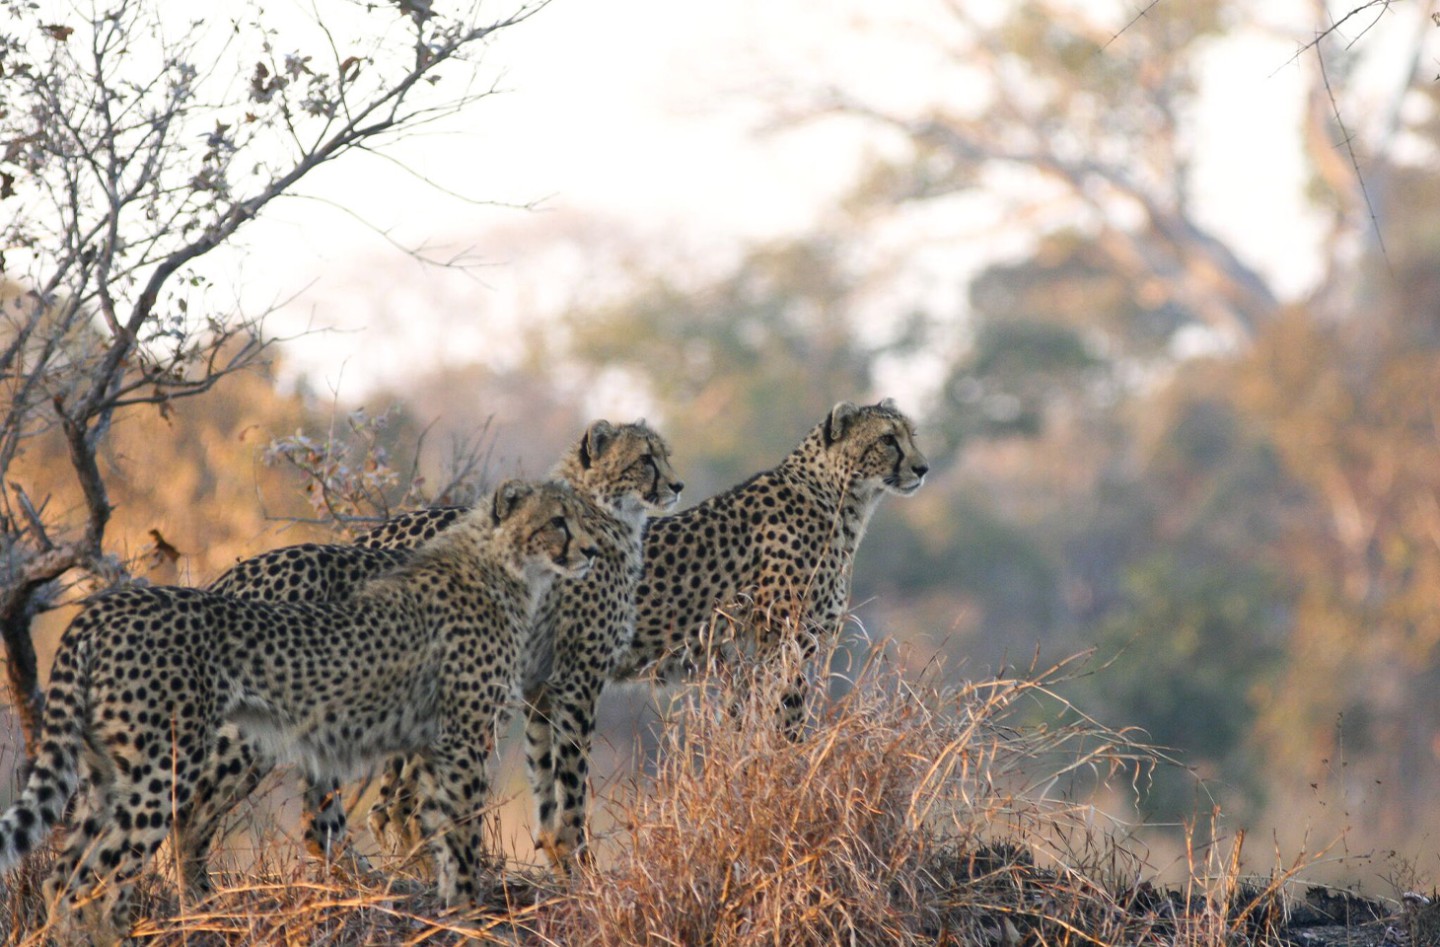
xmin=538 ymin=646 xmax=1166 ymax=946
xmin=0 ymin=777 xmax=536 ymax=946
xmin=0 ymin=838 xmax=543 ymax=945
xmin=0 ymin=645 xmax=1387 ymax=945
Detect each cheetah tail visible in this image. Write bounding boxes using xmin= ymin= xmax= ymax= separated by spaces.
xmin=0 ymin=628 xmax=90 ymax=873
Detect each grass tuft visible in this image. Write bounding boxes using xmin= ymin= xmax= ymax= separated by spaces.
xmin=0 ymin=644 xmax=1404 ymax=945
xmin=536 ymin=647 xmax=1171 ymax=946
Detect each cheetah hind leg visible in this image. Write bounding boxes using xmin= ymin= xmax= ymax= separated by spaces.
xmin=49 ymin=768 xmax=182 ymax=945
xmin=40 ymin=775 xmax=112 ymax=931
xmin=367 ymin=756 xmax=425 ymax=860
xmin=173 ymin=727 xmax=271 ymax=897
xmin=779 ymin=670 xmax=809 ymax=741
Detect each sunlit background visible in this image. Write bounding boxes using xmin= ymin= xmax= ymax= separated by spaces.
xmin=10 ymin=0 xmax=1440 ymax=887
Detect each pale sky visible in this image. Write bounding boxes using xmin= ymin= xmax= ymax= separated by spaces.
xmin=227 ymin=0 xmax=1433 ymax=404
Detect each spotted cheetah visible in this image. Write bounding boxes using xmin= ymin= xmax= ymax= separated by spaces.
xmin=170 ymin=543 xmax=413 ymax=886
xmin=191 ymin=420 xmax=680 ymax=876
xmin=617 ymin=399 xmax=928 ymax=732
xmin=0 ymin=480 xmax=599 ymax=935
xmin=357 ymin=420 xmax=682 ymax=871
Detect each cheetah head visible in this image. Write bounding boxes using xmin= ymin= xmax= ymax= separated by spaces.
xmin=824 ymin=398 xmax=929 ymax=497
xmin=491 ymin=479 xmax=602 ymax=580
xmin=570 ymin=419 xmax=684 ymax=516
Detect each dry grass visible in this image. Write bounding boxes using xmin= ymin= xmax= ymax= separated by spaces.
xmin=537 ymin=647 xmax=1165 ymax=946
xmin=0 ymin=645 xmax=1396 ymax=945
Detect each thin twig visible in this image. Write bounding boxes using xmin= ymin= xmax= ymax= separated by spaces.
xmin=1315 ymin=39 xmax=1390 ymax=267
xmin=1102 ymin=0 xmax=1162 ymax=51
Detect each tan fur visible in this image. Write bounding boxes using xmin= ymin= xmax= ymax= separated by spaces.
xmin=0 ymin=480 xmax=599 ymax=935
xmin=619 ymin=399 xmax=929 ymax=733
xmin=359 ymin=421 xmax=683 ymax=871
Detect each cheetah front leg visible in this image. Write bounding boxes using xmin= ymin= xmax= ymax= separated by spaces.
xmin=529 ymin=672 xmax=603 ymax=874
xmin=302 ymin=776 xmax=378 ymax=880
xmin=523 ymin=685 xmax=560 ymax=862
xmin=409 ymin=733 xmax=499 ymax=904
xmin=758 ymin=579 xmax=843 ymax=740
xmin=174 ymin=724 xmax=269 ymax=894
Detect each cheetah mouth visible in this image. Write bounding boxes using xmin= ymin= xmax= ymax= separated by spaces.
xmin=557 ymin=555 xmax=595 ymax=576
xmin=885 ymin=476 xmax=925 ymax=496
xmin=644 ymin=490 xmax=682 ymax=512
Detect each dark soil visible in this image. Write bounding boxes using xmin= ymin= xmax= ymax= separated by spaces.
xmin=1254 ymin=885 xmax=1435 ymax=946
xmin=925 ymin=843 xmax=1437 ymax=947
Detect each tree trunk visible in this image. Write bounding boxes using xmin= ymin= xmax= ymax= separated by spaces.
xmin=0 ymin=583 xmax=45 ymax=758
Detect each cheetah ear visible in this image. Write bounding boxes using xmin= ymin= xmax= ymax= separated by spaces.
xmin=876 ymin=397 xmax=898 ymax=412
xmin=824 ymin=401 xmax=860 ymax=446
xmin=491 ymin=479 xmax=533 ymax=525
xmin=578 ymin=420 xmax=617 ymax=469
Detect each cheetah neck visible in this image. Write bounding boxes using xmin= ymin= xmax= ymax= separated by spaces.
xmin=605 ymin=494 xmax=649 ymax=542
xmin=778 ymin=428 xmax=853 ymax=500
xmin=780 ymin=428 xmax=887 ymax=558
xmin=520 ymin=559 xmax=561 ymax=616
xmin=551 ymin=456 xmax=648 ymax=542
xmin=839 ymin=481 xmax=887 ymax=555
xmin=394 ymin=512 xmax=541 ymax=604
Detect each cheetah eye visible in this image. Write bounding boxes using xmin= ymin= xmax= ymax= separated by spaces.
xmin=550 ymin=516 xmax=568 ymax=529
xmin=881 ymin=434 xmax=899 ymax=448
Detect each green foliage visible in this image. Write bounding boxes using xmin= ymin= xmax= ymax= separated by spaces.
xmin=970 ymin=233 xmax=1193 ymax=358
xmin=563 ymin=239 xmax=873 ymax=492
xmin=1082 ymin=554 xmax=1281 ymax=818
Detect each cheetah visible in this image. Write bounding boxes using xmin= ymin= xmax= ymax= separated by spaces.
xmin=168 ymin=543 xmax=413 ymax=886
xmin=357 ymin=420 xmax=682 ymax=871
xmin=0 ymin=480 xmax=599 ymax=935
xmin=616 ymin=399 xmax=928 ymax=732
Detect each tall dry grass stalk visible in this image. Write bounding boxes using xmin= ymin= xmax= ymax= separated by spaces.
xmin=535 ymin=645 xmax=1180 ymax=946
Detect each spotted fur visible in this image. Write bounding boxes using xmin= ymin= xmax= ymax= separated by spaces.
xmin=617 ymin=399 xmax=929 ymax=732
xmin=358 ymin=420 xmax=682 ymax=871
xmin=0 ymin=480 xmax=599 ymax=934
xmin=168 ymin=543 xmax=413 ymax=886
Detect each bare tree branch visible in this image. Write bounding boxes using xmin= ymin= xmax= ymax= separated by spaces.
xmin=0 ymin=0 xmax=550 ymax=752
xmin=1277 ymin=0 xmax=1401 ymax=73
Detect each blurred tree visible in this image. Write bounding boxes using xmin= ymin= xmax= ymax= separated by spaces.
xmin=1211 ymin=75 xmax=1440 ymax=842
xmin=1238 ymin=316 xmax=1440 ymax=835
xmin=828 ymin=1 xmax=1429 ymax=328
xmin=817 ymin=1 xmax=1279 ymax=344
xmin=937 ymin=230 xmax=1178 ymax=454
xmin=797 ymin=0 xmax=1434 ymax=834
xmin=561 ymin=239 xmax=877 ymax=495
xmin=1065 ymin=383 xmax=1296 ymax=819
xmin=0 ymin=0 xmax=545 ymax=752
xmin=1089 ymin=554 xmax=1281 ymax=817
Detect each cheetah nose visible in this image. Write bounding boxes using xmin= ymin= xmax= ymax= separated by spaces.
xmin=912 ymin=464 xmax=929 ymax=478
xmin=581 ymin=545 xmax=601 ymax=561
xmin=671 ymin=480 xmax=685 ymax=494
